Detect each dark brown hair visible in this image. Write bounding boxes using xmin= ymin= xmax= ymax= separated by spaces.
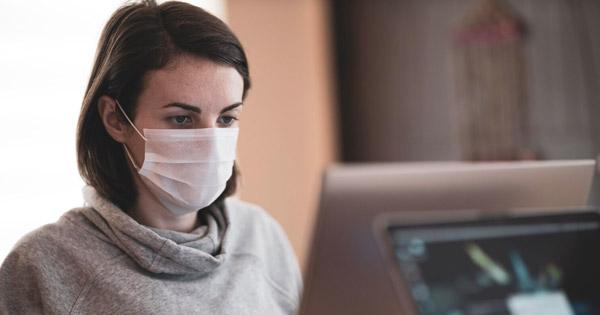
xmin=77 ymin=0 xmax=250 ymax=210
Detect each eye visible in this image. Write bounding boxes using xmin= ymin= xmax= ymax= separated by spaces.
xmin=170 ymin=115 xmax=193 ymax=126
xmin=218 ymin=115 xmax=238 ymax=127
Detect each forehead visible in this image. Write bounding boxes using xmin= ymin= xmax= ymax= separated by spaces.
xmin=138 ymin=54 xmax=243 ymax=109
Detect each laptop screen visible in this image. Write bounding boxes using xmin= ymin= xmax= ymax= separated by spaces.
xmin=387 ymin=211 xmax=600 ymax=315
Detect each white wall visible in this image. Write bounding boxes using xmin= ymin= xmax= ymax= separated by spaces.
xmin=0 ymin=0 xmax=225 ymax=262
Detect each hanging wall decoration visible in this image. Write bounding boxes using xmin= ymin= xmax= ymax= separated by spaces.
xmin=454 ymin=0 xmax=532 ymax=161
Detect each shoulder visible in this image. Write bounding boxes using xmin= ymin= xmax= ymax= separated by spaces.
xmin=225 ymin=198 xmax=280 ymax=229
xmin=224 ymin=198 xmax=294 ymax=255
xmin=1 ymin=220 xmax=74 ymax=285
xmin=224 ymin=197 xmax=269 ymax=218
xmin=1 ymin=207 xmax=120 ymax=283
xmin=0 ymin=208 xmax=99 ymax=313
xmin=6 ymin=217 xmax=75 ymax=266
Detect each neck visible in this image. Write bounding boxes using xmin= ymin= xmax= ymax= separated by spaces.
xmin=127 ymin=175 xmax=199 ymax=233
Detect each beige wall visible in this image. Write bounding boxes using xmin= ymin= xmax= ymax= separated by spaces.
xmin=228 ymin=0 xmax=338 ymax=270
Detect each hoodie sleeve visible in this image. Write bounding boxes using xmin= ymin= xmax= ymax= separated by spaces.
xmin=263 ymin=214 xmax=304 ymax=308
xmin=225 ymin=199 xmax=304 ymax=314
xmin=238 ymin=201 xmax=304 ymax=312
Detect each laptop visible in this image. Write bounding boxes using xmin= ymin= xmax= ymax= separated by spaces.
xmin=373 ymin=208 xmax=600 ymax=315
xmin=299 ymin=160 xmax=596 ymax=315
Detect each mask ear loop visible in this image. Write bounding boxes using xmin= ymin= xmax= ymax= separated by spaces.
xmin=115 ymin=100 xmax=147 ymax=141
xmin=114 ymin=99 xmax=146 ymax=171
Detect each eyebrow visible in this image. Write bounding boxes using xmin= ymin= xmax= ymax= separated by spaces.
xmin=163 ymin=102 xmax=243 ymax=114
xmin=220 ymin=102 xmax=243 ymax=113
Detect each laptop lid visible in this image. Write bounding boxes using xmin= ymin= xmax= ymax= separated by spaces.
xmin=299 ymin=160 xmax=596 ymax=315
xmin=374 ymin=208 xmax=600 ymax=315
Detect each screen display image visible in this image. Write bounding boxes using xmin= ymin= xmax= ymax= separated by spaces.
xmin=388 ymin=212 xmax=600 ymax=315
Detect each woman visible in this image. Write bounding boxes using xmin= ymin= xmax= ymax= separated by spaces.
xmin=0 ymin=1 xmax=302 ymax=314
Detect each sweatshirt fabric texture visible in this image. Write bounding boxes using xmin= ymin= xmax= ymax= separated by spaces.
xmin=0 ymin=186 xmax=302 ymax=314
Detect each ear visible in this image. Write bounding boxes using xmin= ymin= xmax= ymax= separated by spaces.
xmin=98 ymin=95 xmax=130 ymax=143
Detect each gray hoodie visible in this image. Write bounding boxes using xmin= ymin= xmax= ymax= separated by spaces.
xmin=0 ymin=186 xmax=302 ymax=314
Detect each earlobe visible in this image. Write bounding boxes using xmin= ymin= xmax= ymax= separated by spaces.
xmin=98 ymin=95 xmax=129 ymax=143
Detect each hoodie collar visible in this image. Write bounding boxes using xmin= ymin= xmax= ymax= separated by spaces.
xmin=81 ymin=186 xmax=228 ymax=275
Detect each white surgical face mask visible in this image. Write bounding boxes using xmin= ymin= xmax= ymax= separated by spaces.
xmin=116 ymin=101 xmax=238 ymax=216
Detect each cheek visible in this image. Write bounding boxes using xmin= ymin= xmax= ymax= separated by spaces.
xmin=133 ymin=110 xmax=168 ymax=130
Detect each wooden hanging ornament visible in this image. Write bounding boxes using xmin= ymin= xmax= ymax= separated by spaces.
xmin=454 ymin=0 xmax=532 ymax=161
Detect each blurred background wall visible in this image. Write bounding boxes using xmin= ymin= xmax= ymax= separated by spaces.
xmin=333 ymin=0 xmax=600 ymax=162
xmin=228 ymin=0 xmax=338 ymax=270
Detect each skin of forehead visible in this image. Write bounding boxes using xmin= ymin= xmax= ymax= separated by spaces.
xmin=138 ymin=54 xmax=244 ymax=114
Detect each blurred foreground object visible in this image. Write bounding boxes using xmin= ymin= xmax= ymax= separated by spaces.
xmin=300 ymin=160 xmax=595 ymax=314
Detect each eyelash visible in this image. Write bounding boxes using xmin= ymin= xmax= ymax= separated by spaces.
xmin=171 ymin=115 xmax=192 ymax=126
xmin=218 ymin=115 xmax=238 ymax=126
xmin=168 ymin=115 xmax=238 ymax=127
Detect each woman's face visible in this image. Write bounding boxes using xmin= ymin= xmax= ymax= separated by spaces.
xmin=124 ymin=54 xmax=244 ymax=168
